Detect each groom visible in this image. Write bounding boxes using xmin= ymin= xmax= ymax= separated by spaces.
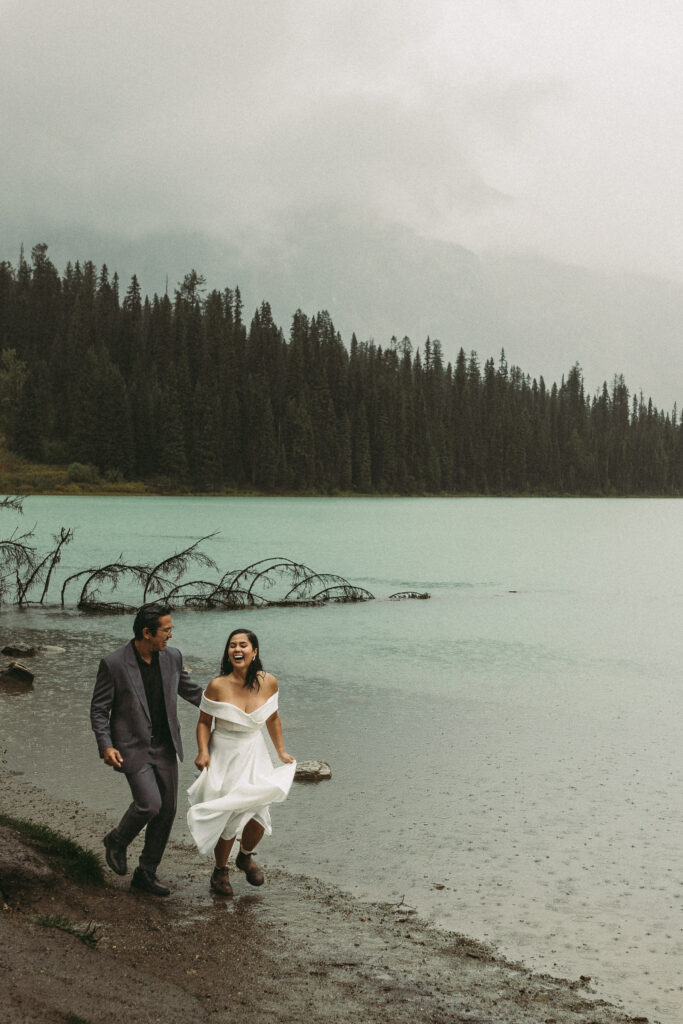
xmin=90 ymin=602 xmax=202 ymax=895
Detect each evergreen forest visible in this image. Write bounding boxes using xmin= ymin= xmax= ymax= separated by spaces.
xmin=0 ymin=244 xmax=681 ymax=496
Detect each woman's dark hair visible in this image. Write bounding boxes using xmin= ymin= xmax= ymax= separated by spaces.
xmin=220 ymin=627 xmax=263 ymax=691
xmin=133 ymin=602 xmax=171 ymax=639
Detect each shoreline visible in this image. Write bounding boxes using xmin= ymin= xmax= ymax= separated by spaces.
xmin=4 ymin=485 xmax=682 ymax=499
xmin=0 ymin=768 xmax=647 ymax=1024
xmin=1 ymin=446 xmax=679 ymax=499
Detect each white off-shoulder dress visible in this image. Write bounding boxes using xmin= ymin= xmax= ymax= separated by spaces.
xmin=186 ymin=691 xmax=296 ymax=856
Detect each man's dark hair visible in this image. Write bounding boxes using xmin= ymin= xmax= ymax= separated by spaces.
xmin=133 ymin=602 xmax=171 ymax=639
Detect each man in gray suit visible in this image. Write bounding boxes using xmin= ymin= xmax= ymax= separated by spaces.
xmin=90 ymin=602 xmax=203 ymax=895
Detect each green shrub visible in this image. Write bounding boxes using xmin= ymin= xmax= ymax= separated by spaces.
xmin=66 ymin=462 xmax=98 ymax=484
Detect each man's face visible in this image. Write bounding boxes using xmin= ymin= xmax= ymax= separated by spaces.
xmin=145 ymin=614 xmax=173 ymax=652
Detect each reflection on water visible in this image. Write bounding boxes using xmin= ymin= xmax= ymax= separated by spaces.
xmin=3 ymin=495 xmax=683 ymax=1022
xmin=174 ymin=883 xmax=268 ymax=925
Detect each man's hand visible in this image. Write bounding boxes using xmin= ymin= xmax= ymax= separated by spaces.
xmin=103 ymin=747 xmax=123 ymax=768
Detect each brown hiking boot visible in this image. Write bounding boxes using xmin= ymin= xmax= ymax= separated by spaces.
xmin=235 ymin=850 xmax=265 ymax=886
xmin=210 ymin=866 xmax=233 ymax=895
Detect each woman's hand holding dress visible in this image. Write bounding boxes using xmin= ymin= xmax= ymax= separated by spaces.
xmin=195 ymin=750 xmax=210 ymax=770
xmin=195 ymin=709 xmax=213 ymax=771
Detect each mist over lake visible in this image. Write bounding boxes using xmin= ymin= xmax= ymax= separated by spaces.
xmin=2 ymin=494 xmax=682 ymax=1023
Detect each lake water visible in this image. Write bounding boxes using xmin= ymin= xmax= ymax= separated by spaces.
xmin=2 ymin=495 xmax=683 ymax=1023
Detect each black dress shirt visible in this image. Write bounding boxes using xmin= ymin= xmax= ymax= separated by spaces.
xmin=132 ymin=640 xmax=173 ymax=748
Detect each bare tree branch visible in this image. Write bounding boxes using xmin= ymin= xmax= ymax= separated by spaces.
xmin=142 ymin=533 xmax=219 ymax=602
xmin=78 ymin=563 xmax=151 ymax=609
xmin=0 ymin=495 xmax=24 ymax=514
xmin=0 ymin=525 xmax=37 ymax=604
xmin=16 ymin=527 xmax=74 ymax=606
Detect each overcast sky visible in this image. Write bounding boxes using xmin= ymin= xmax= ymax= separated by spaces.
xmin=1 ymin=0 xmax=682 ymax=401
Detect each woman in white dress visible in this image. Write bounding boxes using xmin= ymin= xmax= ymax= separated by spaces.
xmin=187 ymin=628 xmax=295 ymax=894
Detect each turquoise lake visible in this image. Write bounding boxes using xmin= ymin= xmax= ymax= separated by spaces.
xmin=1 ymin=495 xmax=682 ymax=1023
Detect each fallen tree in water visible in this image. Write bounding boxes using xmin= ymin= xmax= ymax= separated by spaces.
xmin=0 ymin=506 xmax=427 ymax=612
xmin=60 ymin=560 xmax=150 ymax=611
xmin=16 ymin=527 xmax=74 ymax=607
xmin=75 ymin=554 xmax=375 ymax=613
xmin=165 ymin=556 xmax=375 ymax=610
xmin=0 ymin=498 xmax=75 ymax=607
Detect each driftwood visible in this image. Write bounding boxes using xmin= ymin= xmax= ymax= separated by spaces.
xmin=79 ymin=601 xmax=136 ymax=616
xmin=388 ymin=591 xmax=431 ymax=600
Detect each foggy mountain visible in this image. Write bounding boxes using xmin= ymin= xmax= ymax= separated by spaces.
xmin=18 ymin=208 xmax=683 ymax=412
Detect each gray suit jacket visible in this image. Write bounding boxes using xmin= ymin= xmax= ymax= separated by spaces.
xmin=90 ymin=641 xmax=203 ymax=775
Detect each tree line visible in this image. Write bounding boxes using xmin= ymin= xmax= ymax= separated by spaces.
xmin=0 ymin=243 xmax=681 ymax=495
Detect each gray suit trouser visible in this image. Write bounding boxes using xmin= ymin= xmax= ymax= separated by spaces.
xmin=113 ymin=742 xmax=178 ymax=873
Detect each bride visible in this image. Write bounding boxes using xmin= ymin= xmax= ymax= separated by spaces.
xmin=187 ymin=627 xmax=295 ymax=894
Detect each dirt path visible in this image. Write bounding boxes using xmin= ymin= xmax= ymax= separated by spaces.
xmin=0 ymin=771 xmax=648 ymax=1024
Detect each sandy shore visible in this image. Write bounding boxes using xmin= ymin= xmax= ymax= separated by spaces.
xmin=0 ymin=768 xmax=648 ymax=1024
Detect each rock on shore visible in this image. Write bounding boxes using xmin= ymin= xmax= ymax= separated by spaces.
xmin=294 ymin=759 xmax=332 ymax=781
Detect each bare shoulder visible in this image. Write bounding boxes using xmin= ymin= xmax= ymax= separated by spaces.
xmin=261 ymin=672 xmax=278 ymax=696
xmin=204 ymin=676 xmax=225 ymax=699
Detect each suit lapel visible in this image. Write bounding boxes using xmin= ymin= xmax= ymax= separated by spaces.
xmin=159 ymin=649 xmax=174 ymax=718
xmin=124 ymin=642 xmax=151 ymax=722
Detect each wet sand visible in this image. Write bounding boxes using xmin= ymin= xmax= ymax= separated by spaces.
xmin=0 ymin=768 xmax=648 ymax=1024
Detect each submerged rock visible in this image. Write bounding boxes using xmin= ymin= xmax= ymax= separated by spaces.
xmin=6 ymin=661 xmax=34 ymax=683
xmin=0 ymin=673 xmax=33 ymax=694
xmin=294 ymin=760 xmax=332 ymax=782
xmin=2 ymin=644 xmax=36 ymax=657
xmin=0 ymin=662 xmax=35 ymax=692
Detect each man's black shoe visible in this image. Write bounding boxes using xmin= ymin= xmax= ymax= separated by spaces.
xmin=130 ymin=867 xmax=171 ymax=896
xmin=103 ymin=830 xmax=128 ymax=876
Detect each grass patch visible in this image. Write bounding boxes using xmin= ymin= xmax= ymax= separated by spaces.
xmin=0 ymin=813 xmax=105 ymax=886
xmin=36 ymin=913 xmax=101 ymax=948
xmin=0 ymin=437 xmax=153 ymax=494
